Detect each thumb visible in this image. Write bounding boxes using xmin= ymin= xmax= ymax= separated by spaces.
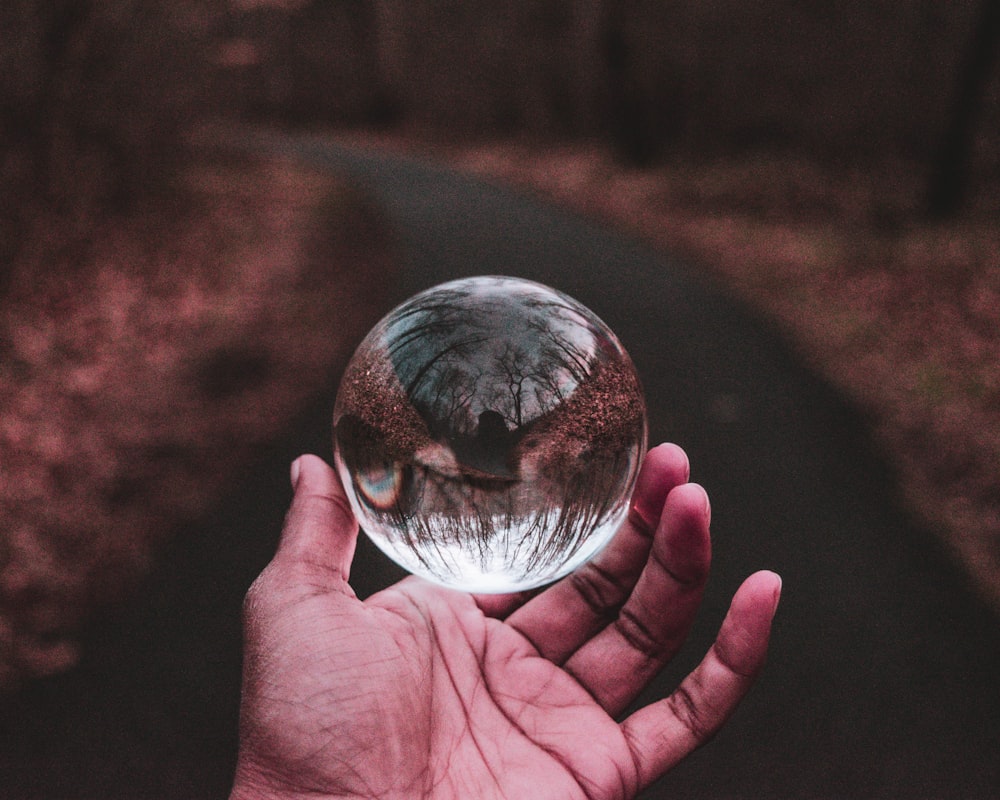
xmin=273 ymin=454 xmax=359 ymax=587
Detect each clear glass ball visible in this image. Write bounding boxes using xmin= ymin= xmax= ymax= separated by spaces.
xmin=333 ymin=276 xmax=647 ymax=593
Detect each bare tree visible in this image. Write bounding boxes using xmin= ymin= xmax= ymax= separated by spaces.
xmin=496 ymin=342 xmax=533 ymax=428
xmin=1 ymin=1 xmax=226 ymax=234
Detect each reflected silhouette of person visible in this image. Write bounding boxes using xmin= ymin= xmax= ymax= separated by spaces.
xmin=467 ymin=408 xmax=513 ymax=478
xmin=477 ymin=408 xmax=509 ymax=444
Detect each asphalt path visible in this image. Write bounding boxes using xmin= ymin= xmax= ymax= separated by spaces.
xmin=3 ymin=132 xmax=999 ymax=799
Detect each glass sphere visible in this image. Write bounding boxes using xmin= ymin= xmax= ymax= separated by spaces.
xmin=333 ymin=276 xmax=647 ymax=593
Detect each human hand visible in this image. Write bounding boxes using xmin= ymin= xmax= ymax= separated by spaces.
xmin=230 ymin=445 xmax=780 ymax=800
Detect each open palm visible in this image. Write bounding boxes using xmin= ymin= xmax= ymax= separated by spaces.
xmin=232 ymin=449 xmax=780 ymax=800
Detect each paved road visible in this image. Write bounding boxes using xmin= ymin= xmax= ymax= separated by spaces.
xmin=3 ymin=133 xmax=999 ymax=799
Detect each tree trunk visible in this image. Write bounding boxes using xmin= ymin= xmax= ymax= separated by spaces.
xmin=927 ymin=0 xmax=1000 ymax=217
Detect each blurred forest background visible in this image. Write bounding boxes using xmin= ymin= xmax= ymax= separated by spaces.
xmin=2 ymin=0 xmax=999 ymax=687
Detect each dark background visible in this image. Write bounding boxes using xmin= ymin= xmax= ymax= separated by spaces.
xmin=2 ymin=2 xmax=1000 ymax=798
xmin=4 ymin=1 xmax=998 ymax=221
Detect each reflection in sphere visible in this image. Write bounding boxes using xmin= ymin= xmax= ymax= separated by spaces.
xmin=333 ymin=276 xmax=647 ymax=593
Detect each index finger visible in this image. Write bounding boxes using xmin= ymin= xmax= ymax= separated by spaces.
xmin=502 ymin=443 xmax=691 ymax=659
xmin=561 ymin=481 xmax=712 ymax=715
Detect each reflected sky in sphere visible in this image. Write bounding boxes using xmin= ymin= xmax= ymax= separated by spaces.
xmin=333 ymin=276 xmax=647 ymax=592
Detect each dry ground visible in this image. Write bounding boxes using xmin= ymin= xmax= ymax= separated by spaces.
xmin=0 ymin=151 xmax=395 ymax=688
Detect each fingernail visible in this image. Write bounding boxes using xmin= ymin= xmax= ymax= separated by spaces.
xmin=771 ymin=573 xmax=783 ymax=614
xmin=290 ymin=457 xmax=303 ymax=490
xmin=689 ymin=482 xmax=711 ymax=524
